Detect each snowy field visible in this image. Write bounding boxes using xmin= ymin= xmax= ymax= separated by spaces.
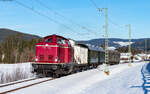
xmin=6 ymin=62 xmax=149 ymax=94
xmin=0 ymin=63 xmax=34 ymax=84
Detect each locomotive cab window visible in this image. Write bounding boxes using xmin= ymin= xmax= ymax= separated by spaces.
xmin=67 ymin=40 xmax=71 ymax=47
xmin=45 ymin=38 xmax=53 ymax=43
xmin=57 ymin=38 xmax=66 ymax=45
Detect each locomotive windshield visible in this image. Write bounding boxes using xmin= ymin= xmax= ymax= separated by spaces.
xmin=67 ymin=40 xmax=71 ymax=47
xmin=45 ymin=38 xmax=53 ymax=43
xmin=57 ymin=38 xmax=66 ymax=44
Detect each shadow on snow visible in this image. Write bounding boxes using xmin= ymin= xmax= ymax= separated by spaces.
xmin=131 ymin=63 xmax=150 ymax=94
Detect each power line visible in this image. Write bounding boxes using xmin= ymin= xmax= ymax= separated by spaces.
xmin=89 ymin=0 xmax=99 ymax=10
xmin=14 ymin=0 xmax=78 ymax=35
xmin=108 ymin=17 xmax=125 ymax=29
xmin=33 ymin=0 xmax=99 ymax=35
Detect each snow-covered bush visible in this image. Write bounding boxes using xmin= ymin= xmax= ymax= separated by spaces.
xmin=0 ymin=63 xmax=34 ymax=84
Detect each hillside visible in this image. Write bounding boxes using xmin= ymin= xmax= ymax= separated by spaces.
xmin=0 ymin=28 xmax=40 ymax=42
xmin=0 ymin=28 xmax=149 ymax=51
xmin=78 ymin=38 xmax=150 ymax=51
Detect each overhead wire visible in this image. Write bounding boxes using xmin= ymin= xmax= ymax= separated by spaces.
xmin=14 ymin=0 xmax=105 ymax=40
xmin=89 ymin=0 xmax=106 ymax=37
xmin=33 ymin=0 xmax=100 ymax=36
xmin=89 ymin=0 xmax=99 ymax=10
xmin=14 ymin=0 xmax=83 ymax=37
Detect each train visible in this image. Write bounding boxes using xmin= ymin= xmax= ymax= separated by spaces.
xmin=32 ymin=34 xmax=120 ymax=77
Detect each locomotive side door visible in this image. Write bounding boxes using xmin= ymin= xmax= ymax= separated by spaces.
xmin=56 ymin=38 xmax=66 ymax=63
xmin=66 ymin=40 xmax=72 ymax=63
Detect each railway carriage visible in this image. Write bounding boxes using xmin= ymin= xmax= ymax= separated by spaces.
xmin=69 ymin=40 xmax=90 ymax=70
xmin=109 ymin=50 xmax=120 ymax=65
xmin=86 ymin=45 xmax=104 ymax=68
xmin=73 ymin=44 xmax=88 ymax=65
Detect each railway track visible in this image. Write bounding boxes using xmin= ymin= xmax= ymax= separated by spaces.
xmin=0 ymin=78 xmax=38 ymax=88
xmin=0 ymin=78 xmax=54 ymax=94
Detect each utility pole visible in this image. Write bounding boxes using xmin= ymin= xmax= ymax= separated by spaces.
xmin=145 ymin=38 xmax=147 ymax=60
xmin=104 ymin=8 xmax=109 ymax=75
xmin=128 ymin=24 xmax=132 ymax=66
xmin=98 ymin=8 xmax=109 ymax=75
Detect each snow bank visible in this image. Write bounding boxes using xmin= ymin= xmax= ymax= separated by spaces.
xmin=0 ymin=63 xmax=34 ymax=84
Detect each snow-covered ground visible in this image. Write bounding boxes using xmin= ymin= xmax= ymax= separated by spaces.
xmin=0 ymin=63 xmax=34 ymax=84
xmin=6 ymin=62 xmax=149 ymax=94
xmin=108 ymin=46 xmax=116 ymax=50
xmin=113 ymin=41 xmax=134 ymax=47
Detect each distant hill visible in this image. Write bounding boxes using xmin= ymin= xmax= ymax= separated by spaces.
xmin=0 ymin=28 xmax=41 ymax=42
xmin=0 ymin=28 xmax=149 ymax=51
xmin=78 ymin=38 xmax=150 ymax=51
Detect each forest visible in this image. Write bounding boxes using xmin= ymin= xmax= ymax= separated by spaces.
xmin=0 ymin=33 xmax=42 ymax=63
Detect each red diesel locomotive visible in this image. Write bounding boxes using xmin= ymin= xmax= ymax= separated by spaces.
xmin=32 ymin=34 xmax=74 ymax=77
xmin=35 ymin=35 xmax=72 ymax=64
xmin=32 ymin=34 xmax=120 ymax=77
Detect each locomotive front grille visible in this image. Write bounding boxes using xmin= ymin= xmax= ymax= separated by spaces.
xmin=39 ymin=55 xmax=44 ymax=61
xmin=48 ymin=55 xmax=53 ymax=61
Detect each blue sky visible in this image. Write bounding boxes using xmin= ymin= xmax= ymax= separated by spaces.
xmin=0 ymin=0 xmax=149 ymax=40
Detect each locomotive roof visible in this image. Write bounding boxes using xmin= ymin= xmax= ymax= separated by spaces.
xmin=44 ymin=34 xmax=68 ymax=40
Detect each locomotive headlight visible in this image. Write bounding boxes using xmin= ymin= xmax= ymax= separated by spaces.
xmin=35 ymin=58 xmax=38 ymax=61
xmin=45 ymin=44 xmax=48 ymax=46
xmin=55 ymin=57 xmax=58 ymax=62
